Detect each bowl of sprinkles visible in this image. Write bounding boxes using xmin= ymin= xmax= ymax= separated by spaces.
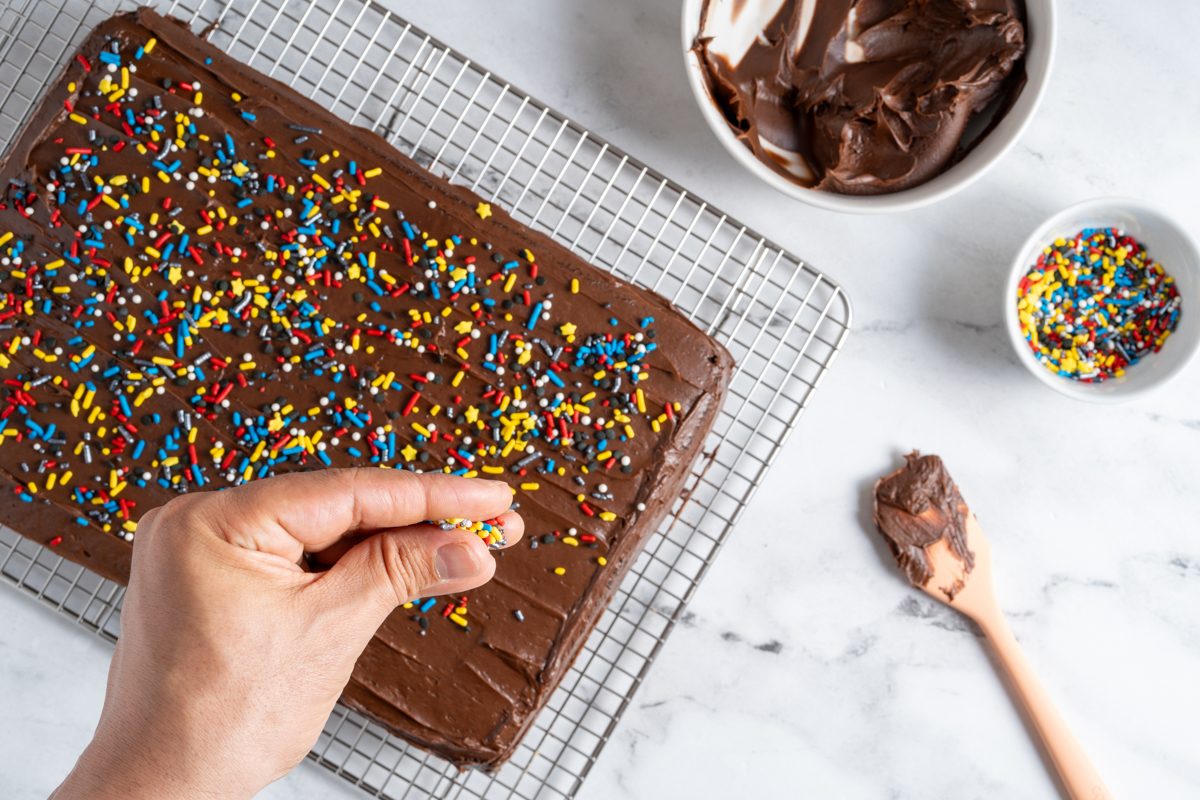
xmin=1006 ymin=198 xmax=1200 ymax=401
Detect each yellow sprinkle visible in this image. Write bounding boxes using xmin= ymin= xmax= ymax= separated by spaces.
xmin=144 ymin=37 xmax=157 ymax=53
xmin=69 ymin=113 xmax=89 ymax=125
xmin=570 ymin=278 xmax=579 ymax=294
xmin=553 ymin=567 xmax=566 ymax=576
xmin=597 ymin=556 xmax=608 ymax=567
xmin=475 ymin=202 xmax=492 ymax=220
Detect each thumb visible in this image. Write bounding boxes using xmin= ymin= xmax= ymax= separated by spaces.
xmin=313 ymin=524 xmax=495 ymax=634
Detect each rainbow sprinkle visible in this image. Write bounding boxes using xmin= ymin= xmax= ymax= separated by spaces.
xmin=1016 ymin=227 xmax=1182 ymax=382
xmin=436 ymin=517 xmax=506 ymax=548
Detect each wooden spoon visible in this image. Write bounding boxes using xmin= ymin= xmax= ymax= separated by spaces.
xmin=921 ymin=511 xmax=1112 ymax=800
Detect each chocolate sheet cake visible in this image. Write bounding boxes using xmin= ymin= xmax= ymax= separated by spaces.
xmin=0 ymin=9 xmax=731 ymax=766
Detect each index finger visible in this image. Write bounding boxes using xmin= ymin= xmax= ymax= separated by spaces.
xmin=201 ymin=468 xmax=514 ymax=561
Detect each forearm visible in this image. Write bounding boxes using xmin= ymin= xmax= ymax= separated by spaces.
xmin=52 ymin=736 xmax=247 ymax=800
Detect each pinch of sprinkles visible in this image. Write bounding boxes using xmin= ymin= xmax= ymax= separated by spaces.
xmin=1017 ymin=227 xmax=1182 ymax=382
xmin=436 ymin=516 xmax=506 ymax=549
xmin=0 ymin=26 xmax=674 ymax=636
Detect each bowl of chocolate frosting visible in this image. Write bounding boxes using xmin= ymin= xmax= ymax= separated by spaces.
xmin=683 ymin=0 xmax=1055 ymax=213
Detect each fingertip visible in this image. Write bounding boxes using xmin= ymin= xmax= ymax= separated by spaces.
xmin=494 ymin=510 xmax=524 ymax=548
xmin=435 ymin=536 xmax=491 ymax=579
xmin=484 ymin=477 xmax=516 ymax=502
xmin=472 ymin=476 xmax=516 ymax=518
xmin=477 ymin=542 xmax=498 ymax=582
xmin=430 ymin=533 xmax=496 ymax=595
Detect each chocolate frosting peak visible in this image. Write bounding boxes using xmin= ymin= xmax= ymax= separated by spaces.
xmin=873 ymin=451 xmax=975 ymax=590
xmin=693 ymin=0 xmax=1027 ymax=195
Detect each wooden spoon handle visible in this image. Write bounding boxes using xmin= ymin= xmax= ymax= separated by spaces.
xmin=979 ymin=614 xmax=1112 ymax=800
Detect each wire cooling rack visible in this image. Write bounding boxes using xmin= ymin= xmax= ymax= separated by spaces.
xmin=0 ymin=0 xmax=851 ymax=797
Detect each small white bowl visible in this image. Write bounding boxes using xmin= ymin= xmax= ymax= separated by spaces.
xmin=1004 ymin=198 xmax=1200 ymax=402
xmin=680 ymin=0 xmax=1057 ymax=214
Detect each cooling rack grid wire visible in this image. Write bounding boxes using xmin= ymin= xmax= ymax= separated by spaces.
xmin=0 ymin=0 xmax=852 ymax=797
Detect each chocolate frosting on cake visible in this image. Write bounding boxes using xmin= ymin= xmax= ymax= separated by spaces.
xmin=873 ymin=452 xmax=975 ymax=589
xmin=693 ymin=0 xmax=1027 ymax=194
xmin=0 ymin=10 xmax=731 ymax=766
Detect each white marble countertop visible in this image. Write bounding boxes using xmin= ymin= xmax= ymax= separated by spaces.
xmin=3 ymin=0 xmax=1199 ymax=797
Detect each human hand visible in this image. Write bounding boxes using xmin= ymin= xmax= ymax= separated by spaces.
xmin=51 ymin=468 xmax=521 ymax=800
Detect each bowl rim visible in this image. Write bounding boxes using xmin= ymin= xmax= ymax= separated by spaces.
xmin=1003 ymin=196 xmax=1200 ymax=403
xmin=680 ymin=0 xmax=1058 ymax=214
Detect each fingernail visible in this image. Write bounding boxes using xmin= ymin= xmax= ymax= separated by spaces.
xmin=435 ymin=542 xmax=480 ymax=581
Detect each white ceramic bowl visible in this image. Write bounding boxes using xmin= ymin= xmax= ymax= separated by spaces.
xmin=1004 ymin=198 xmax=1200 ymax=402
xmin=681 ymin=0 xmax=1057 ymax=214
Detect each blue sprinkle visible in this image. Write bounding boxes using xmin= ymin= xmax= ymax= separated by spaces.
xmin=526 ymin=302 xmax=543 ymax=331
